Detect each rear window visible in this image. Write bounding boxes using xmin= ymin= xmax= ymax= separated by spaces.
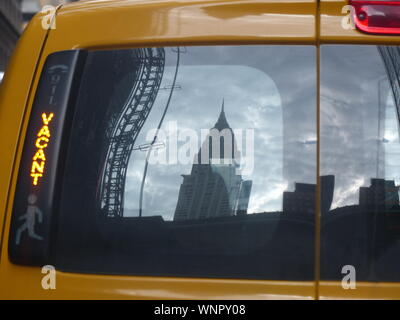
xmin=52 ymin=45 xmax=317 ymax=280
xmin=321 ymin=45 xmax=400 ymax=282
xmin=10 ymin=44 xmax=400 ymax=283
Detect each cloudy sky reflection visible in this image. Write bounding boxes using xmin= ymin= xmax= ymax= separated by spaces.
xmin=321 ymin=45 xmax=400 ymax=210
xmin=123 ymin=46 xmax=316 ymax=219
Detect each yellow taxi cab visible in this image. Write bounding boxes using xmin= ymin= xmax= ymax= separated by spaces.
xmin=1 ymin=0 xmax=400 ymax=300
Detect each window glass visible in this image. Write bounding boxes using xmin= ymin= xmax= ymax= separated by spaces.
xmin=321 ymin=45 xmax=400 ymax=281
xmin=56 ymin=46 xmax=316 ymax=280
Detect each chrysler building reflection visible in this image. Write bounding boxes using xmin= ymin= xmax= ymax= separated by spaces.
xmin=173 ymin=101 xmax=252 ymax=221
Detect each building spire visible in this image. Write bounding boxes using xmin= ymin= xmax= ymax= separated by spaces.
xmin=214 ymin=98 xmax=230 ymax=130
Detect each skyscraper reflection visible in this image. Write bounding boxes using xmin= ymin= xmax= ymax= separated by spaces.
xmin=283 ymin=175 xmax=334 ymax=216
xmin=174 ymin=101 xmax=252 ymax=221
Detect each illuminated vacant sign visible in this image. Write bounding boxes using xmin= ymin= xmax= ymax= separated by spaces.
xmin=31 ymin=112 xmax=54 ymax=186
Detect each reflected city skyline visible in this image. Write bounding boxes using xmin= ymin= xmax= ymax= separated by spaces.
xmin=56 ymin=44 xmax=400 ymax=281
xmin=123 ymin=45 xmax=316 ymax=220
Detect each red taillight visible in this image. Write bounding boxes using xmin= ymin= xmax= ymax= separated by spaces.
xmin=350 ymin=0 xmax=400 ymax=35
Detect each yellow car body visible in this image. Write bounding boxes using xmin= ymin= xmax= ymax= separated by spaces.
xmin=0 ymin=0 xmax=400 ymax=299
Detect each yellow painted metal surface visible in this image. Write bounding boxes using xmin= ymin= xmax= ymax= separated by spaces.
xmin=1 ymin=0 xmax=400 ymax=300
xmin=0 ymin=14 xmax=49 ymax=261
xmin=0 ymin=0 xmax=318 ymax=300
xmin=0 ymin=264 xmax=315 ymax=299
xmin=319 ymin=282 xmax=400 ymax=300
xmin=43 ymin=0 xmax=317 ymax=53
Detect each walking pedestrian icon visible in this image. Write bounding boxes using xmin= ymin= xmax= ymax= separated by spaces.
xmin=15 ymin=194 xmax=43 ymax=245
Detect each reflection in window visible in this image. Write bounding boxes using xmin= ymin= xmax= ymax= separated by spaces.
xmin=173 ymin=103 xmax=253 ymax=220
xmin=124 ymin=62 xmax=286 ymax=221
xmin=56 ymin=46 xmax=316 ymax=280
xmin=321 ymin=45 xmax=400 ymax=282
